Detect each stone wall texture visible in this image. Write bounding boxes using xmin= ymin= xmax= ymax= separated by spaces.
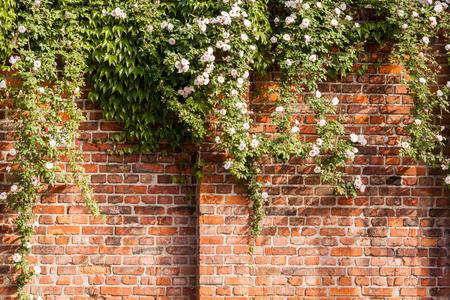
xmin=1 ymin=41 xmax=450 ymax=300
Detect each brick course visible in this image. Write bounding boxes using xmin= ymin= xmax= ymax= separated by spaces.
xmin=1 ymin=42 xmax=450 ymax=299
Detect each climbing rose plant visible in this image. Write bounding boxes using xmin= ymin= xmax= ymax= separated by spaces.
xmin=0 ymin=0 xmax=449 ymax=297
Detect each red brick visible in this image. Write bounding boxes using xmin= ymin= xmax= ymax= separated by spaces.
xmin=331 ymin=248 xmax=363 ymax=256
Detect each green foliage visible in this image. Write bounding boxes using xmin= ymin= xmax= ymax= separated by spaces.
xmin=1 ymin=1 xmax=103 ymax=298
xmin=0 ymin=0 xmax=15 ymax=60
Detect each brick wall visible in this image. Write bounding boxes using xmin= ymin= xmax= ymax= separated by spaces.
xmin=1 ymin=42 xmax=450 ymax=299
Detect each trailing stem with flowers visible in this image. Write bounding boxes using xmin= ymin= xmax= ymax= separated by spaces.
xmin=0 ymin=0 xmax=449 ymax=298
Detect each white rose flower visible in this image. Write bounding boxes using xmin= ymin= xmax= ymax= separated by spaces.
xmin=283 ymin=34 xmax=291 ymax=41
xmin=9 ymin=56 xmax=17 ymax=65
xmin=331 ymin=19 xmax=338 ymax=26
xmin=285 ymin=59 xmax=292 ymax=66
xmin=422 ymin=37 xmax=429 ymax=45
xmin=318 ymin=119 xmax=326 ymax=127
xmin=220 ymin=109 xmax=227 ymax=115
xmin=316 ymin=138 xmax=323 ymax=146
xmin=0 ymin=80 xmax=6 ymax=89
xmin=305 ymin=35 xmax=311 ymax=44
xmin=229 ymin=127 xmax=236 ymax=135
xmin=359 ymin=135 xmax=368 ymax=146
xmin=38 ymin=87 xmax=44 ymax=94
xmin=401 ymin=141 xmax=410 ymax=149
xmin=215 ymin=136 xmax=221 ymax=144
xmin=314 ymin=166 xmax=321 ymax=173
xmin=243 ymin=19 xmax=251 ymax=27
xmin=274 ymin=17 xmax=280 ymax=23
xmin=350 ymin=134 xmax=358 ymax=143
xmin=331 ymin=97 xmax=339 ymax=105
xmin=398 ymin=10 xmax=405 ymax=17
xmin=251 ymin=139 xmax=260 ymax=149
xmin=334 ymin=8 xmax=341 ymax=15
xmin=231 ymin=90 xmax=238 ymax=96
xmin=301 ymin=18 xmax=310 ymax=27
xmin=360 ymin=185 xmax=366 ymax=193
xmin=34 ymin=266 xmax=42 ymax=275
xmin=25 ymin=242 xmax=32 ymax=249
xmin=275 ymin=106 xmax=284 ymax=113
xmin=261 ymin=192 xmax=268 ymax=199
xmin=9 ymin=148 xmax=16 ymax=156
xmin=6 ymin=166 xmax=11 ymax=172
xmin=249 ymin=45 xmax=256 ymax=51
xmin=429 ymin=16 xmax=437 ymax=26
xmin=223 ymin=161 xmax=232 ymax=170
xmin=238 ymin=142 xmax=246 ymax=151
xmin=415 ymin=119 xmax=422 ymax=126
xmin=346 ymin=150 xmax=355 ymax=160
xmin=243 ymin=123 xmax=250 ymax=130
xmin=291 ymin=126 xmax=299 ymax=133
xmin=444 ymin=175 xmax=450 ymax=184
xmin=34 ymin=220 xmax=39 ymax=227
xmin=270 ymin=36 xmax=278 ymax=43
xmin=11 ymin=184 xmax=18 ymax=192
xmin=45 ymin=162 xmax=54 ymax=170
xmin=168 ymin=38 xmax=176 ymax=45
xmin=216 ymin=41 xmax=224 ymax=49
xmin=315 ymin=90 xmax=322 ymax=98
xmin=18 ymin=25 xmax=27 ymax=33
xmin=49 ymin=139 xmax=56 ymax=147
xmin=445 ymin=45 xmax=450 ymax=52
xmin=102 ymin=9 xmax=107 ymax=16
xmin=33 ymin=60 xmax=41 ymax=70
xmin=241 ymin=34 xmax=248 ymax=41
xmin=437 ymin=90 xmax=443 ymax=97
xmin=12 ymin=253 xmax=22 ymax=263
xmin=435 ymin=4 xmax=443 ymax=12
xmin=419 ymin=78 xmax=426 ymax=84
xmin=285 ymin=16 xmax=295 ymax=25
xmin=402 ymin=24 xmax=408 ymax=29
xmin=316 ymin=2 xmax=322 ymax=8
xmin=302 ymin=3 xmax=310 ymax=9
xmin=309 ymin=54 xmax=317 ymax=62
